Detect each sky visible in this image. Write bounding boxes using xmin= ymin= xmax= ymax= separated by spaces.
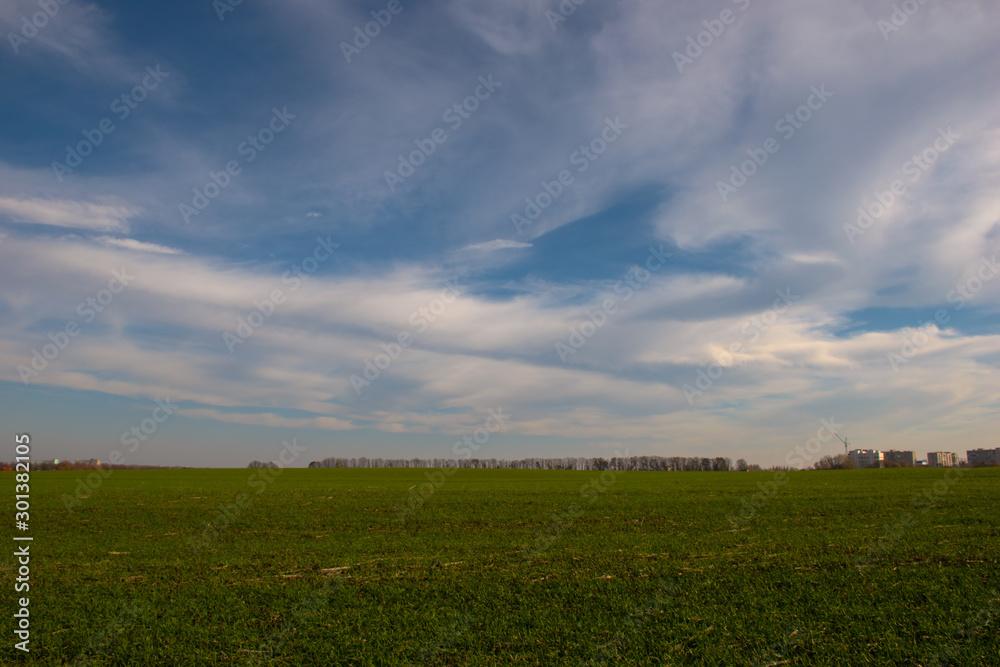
xmin=1 ymin=0 xmax=999 ymax=468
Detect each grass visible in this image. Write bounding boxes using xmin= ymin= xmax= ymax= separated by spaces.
xmin=3 ymin=467 xmax=999 ymax=665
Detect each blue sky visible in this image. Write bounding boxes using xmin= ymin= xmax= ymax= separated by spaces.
xmin=1 ymin=0 xmax=999 ymax=467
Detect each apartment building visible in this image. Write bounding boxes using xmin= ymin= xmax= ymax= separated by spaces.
xmin=927 ymin=452 xmax=958 ymax=468
xmin=967 ymin=448 xmax=1000 ymax=467
xmin=883 ymin=450 xmax=915 ymax=467
xmin=848 ymin=449 xmax=884 ymax=469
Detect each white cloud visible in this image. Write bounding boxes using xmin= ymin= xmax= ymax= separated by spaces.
xmin=97 ymin=237 xmax=183 ymax=255
xmin=0 ymin=0 xmax=139 ymax=81
xmin=447 ymin=0 xmax=554 ymax=55
xmin=179 ymin=408 xmax=357 ymax=431
xmin=465 ymin=239 xmax=533 ymax=252
xmin=0 ymin=197 xmax=137 ymax=232
xmin=787 ymin=253 xmax=847 ymax=266
xmin=2 ymin=234 xmax=1000 ymax=462
xmin=4 ymin=0 xmax=1000 ymax=464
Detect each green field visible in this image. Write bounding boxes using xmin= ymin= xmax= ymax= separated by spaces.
xmin=4 ymin=467 xmax=999 ymax=665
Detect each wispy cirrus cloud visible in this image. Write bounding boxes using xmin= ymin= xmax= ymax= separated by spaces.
xmin=179 ymin=408 xmax=357 ymax=431
xmin=465 ymin=239 xmax=532 ymax=252
xmin=97 ymin=236 xmax=183 ymax=255
xmin=0 ymin=197 xmax=137 ymax=232
xmin=1 ymin=0 xmax=999 ymax=466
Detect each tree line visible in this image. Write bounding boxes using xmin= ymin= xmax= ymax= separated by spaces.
xmin=299 ymin=456 xmax=762 ymax=472
xmin=0 ymin=461 xmax=186 ymax=471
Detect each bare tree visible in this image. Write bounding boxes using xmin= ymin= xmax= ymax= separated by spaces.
xmin=301 ymin=454 xmax=762 ymax=472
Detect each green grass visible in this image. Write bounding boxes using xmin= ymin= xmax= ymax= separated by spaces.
xmin=3 ymin=467 xmax=999 ymax=665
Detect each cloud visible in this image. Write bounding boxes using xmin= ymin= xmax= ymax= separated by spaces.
xmin=0 ymin=0 xmax=138 ymax=81
xmin=97 ymin=237 xmax=183 ymax=255
xmin=0 ymin=197 xmax=137 ymax=232
xmin=787 ymin=253 xmax=848 ymax=266
xmin=447 ymin=0 xmax=555 ymax=55
xmin=465 ymin=239 xmax=533 ymax=252
xmin=179 ymin=408 xmax=357 ymax=431
xmin=2 ymin=233 xmax=999 ymax=462
xmin=3 ymin=0 xmax=1000 ymax=465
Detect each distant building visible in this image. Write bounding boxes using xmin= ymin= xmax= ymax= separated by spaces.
xmin=72 ymin=458 xmax=101 ymax=467
xmin=967 ymin=448 xmax=1000 ymax=467
xmin=928 ymin=452 xmax=958 ymax=468
xmin=883 ymin=450 xmax=915 ymax=467
xmin=849 ymin=449 xmax=884 ymax=469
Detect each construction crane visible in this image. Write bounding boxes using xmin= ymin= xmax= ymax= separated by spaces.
xmin=833 ymin=432 xmax=849 ymax=457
